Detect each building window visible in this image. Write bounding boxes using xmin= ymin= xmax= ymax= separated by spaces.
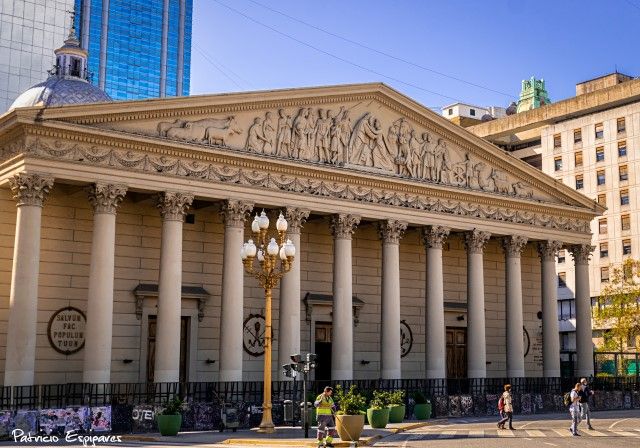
xmin=618 ymin=140 xmax=627 ymax=157
xmin=617 ymin=117 xmax=626 ymax=134
xmin=574 ymin=129 xmax=582 ymax=144
xmin=470 ymin=108 xmax=476 ymax=116
xmin=597 ymin=193 xmax=607 ymax=207
xmin=600 ymin=267 xmax=610 ymax=282
xmin=558 ymin=272 xmax=567 ymax=288
xmin=595 ymin=122 xmax=604 ymax=139
xmin=574 ymin=151 xmax=583 ymax=167
xmin=621 ymin=189 xmax=630 ymax=205
xmin=619 ymin=164 xmax=629 ymax=181
xmin=599 ymin=219 xmax=608 ymax=234
xmin=575 ymin=175 xmax=584 ymax=190
xmin=623 ymin=239 xmax=632 ymax=255
xmin=597 ymin=170 xmax=606 ymax=185
xmin=622 ymin=214 xmax=631 ymax=231
xmin=553 ymin=133 xmax=562 ymax=148
xmin=448 ymin=108 xmax=453 ymax=115
xmin=600 ymin=242 xmax=608 ymax=258
xmin=554 ymin=156 xmax=562 ymax=171
xmin=557 ymin=250 xmax=566 ymax=263
xmin=595 ymin=146 xmax=605 ymax=162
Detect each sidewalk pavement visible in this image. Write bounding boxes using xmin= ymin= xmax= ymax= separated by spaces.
xmin=121 ymin=420 xmax=440 ymax=447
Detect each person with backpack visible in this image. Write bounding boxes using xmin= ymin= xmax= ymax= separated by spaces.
xmin=579 ymin=378 xmax=594 ymax=430
xmin=569 ymin=382 xmax=582 ymax=436
xmin=497 ymin=384 xmax=514 ymax=430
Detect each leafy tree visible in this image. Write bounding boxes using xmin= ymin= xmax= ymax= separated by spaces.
xmin=594 ymin=258 xmax=640 ymax=352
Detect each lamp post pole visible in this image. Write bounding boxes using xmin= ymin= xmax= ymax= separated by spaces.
xmin=241 ymin=211 xmax=295 ymax=434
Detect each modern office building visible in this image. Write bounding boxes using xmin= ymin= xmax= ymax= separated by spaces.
xmin=440 ymin=102 xmax=506 ymax=128
xmin=74 ymin=0 xmax=192 ymax=100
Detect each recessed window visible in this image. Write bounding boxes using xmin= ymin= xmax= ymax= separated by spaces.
xmin=622 ymin=214 xmax=631 ymax=231
xmin=448 ymin=108 xmax=453 ymax=115
xmin=574 ymin=129 xmax=582 ymax=144
xmin=558 ymin=272 xmax=567 ymax=288
xmin=619 ymin=164 xmax=629 ymax=181
xmin=558 ymin=250 xmax=566 ymax=263
xmin=575 ymin=175 xmax=584 ymax=190
xmin=599 ymin=219 xmax=608 ymax=234
xmin=600 ymin=242 xmax=608 ymax=258
xmin=574 ymin=151 xmax=583 ymax=167
xmin=621 ymin=189 xmax=630 ymax=206
xmin=554 ymin=156 xmax=563 ymax=171
xmin=595 ymin=146 xmax=605 ymax=162
xmin=617 ymin=117 xmax=626 ymax=134
xmin=597 ymin=193 xmax=607 ymax=207
xmin=623 ymin=239 xmax=632 ymax=255
xmin=600 ymin=266 xmax=609 ymax=283
xmin=553 ymin=133 xmax=562 ymax=148
xmin=597 ymin=170 xmax=606 ymax=186
xmin=595 ymin=123 xmax=604 ymax=139
xmin=469 ymin=108 xmax=476 ymax=116
xmin=618 ymin=141 xmax=627 ymax=157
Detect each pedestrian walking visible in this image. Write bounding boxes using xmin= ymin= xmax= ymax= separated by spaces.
xmin=314 ymin=386 xmax=337 ymax=448
xmin=569 ymin=382 xmax=582 ymax=436
xmin=497 ymin=384 xmax=514 ymax=430
xmin=579 ymin=378 xmax=594 ymax=430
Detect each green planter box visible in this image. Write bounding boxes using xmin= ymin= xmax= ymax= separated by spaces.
xmin=388 ymin=404 xmax=405 ymax=423
xmin=156 ymin=414 xmax=182 ymax=436
xmin=367 ymin=407 xmax=390 ymax=429
xmin=413 ymin=403 xmax=431 ymax=420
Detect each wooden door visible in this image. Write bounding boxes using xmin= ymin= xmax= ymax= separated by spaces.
xmin=314 ymin=322 xmax=332 ymax=381
xmin=446 ymin=327 xmax=467 ymax=378
xmin=146 ymin=316 xmax=189 ymax=382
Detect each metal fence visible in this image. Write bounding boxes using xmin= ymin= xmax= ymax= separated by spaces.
xmin=594 ymin=352 xmax=640 ymax=377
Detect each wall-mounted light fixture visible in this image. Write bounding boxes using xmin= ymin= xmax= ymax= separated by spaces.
xmin=456 ymin=315 xmax=465 ymax=321
xmin=360 ymin=360 xmax=370 ymax=365
xmin=205 ymin=359 xmax=216 ymax=364
xmin=122 ymin=359 xmax=133 ymax=364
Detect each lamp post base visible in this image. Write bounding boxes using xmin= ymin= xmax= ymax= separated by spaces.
xmin=257 ymin=419 xmax=275 ymax=433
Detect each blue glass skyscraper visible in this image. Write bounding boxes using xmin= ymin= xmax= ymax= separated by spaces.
xmin=74 ymin=0 xmax=192 ymax=100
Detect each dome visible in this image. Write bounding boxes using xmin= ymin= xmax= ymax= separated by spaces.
xmin=10 ymin=77 xmax=111 ymax=109
xmin=481 ymin=114 xmax=494 ymax=122
xmin=505 ymin=101 xmax=517 ymax=115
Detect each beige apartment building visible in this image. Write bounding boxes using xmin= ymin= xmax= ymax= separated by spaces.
xmin=469 ymin=73 xmax=640 ymax=352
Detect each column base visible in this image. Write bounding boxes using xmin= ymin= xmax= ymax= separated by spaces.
xmin=154 ymin=370 xmax=180 ymax=383
xmin=3 ymin=370 xmax=35 ymax=387
xmin=219 ymin=369 xmax=243 ymax=382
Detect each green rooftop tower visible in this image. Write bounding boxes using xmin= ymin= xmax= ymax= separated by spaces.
xmin=516 ymin=77 xmax=551 ymax=113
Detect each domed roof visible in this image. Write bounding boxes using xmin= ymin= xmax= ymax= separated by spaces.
xmin=11 ymin=77 xmax=111 ymax=109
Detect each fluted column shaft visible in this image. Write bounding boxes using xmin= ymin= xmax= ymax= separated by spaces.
xmin=331 ymin=214 xmax=360 ymax=380
xmin=423 ymin=226 xmax=450 ymax=379
xmin=465 ymin=230 xmax=491 ymax=378
xmin=379 ymin=220 xmax=407 ymax=379
xmin=538 ymin=241 xmax=562 ymax=378
xmin=219 ymin=200 xmax=253 ymax=381
xmin=503 ymin=236 xmax=528 ymax=377
xmin=278 ymin=208 xmax=309 ymax=380
xmin=4 ymin=173 xmax=53 ymax=386
xmin=83 ymin=184 xmax=127 ymax=383
xmin=153 ymin=192 xmax=193 ymax=382
xmin=571 ymin=244 xmax=595 ymax=377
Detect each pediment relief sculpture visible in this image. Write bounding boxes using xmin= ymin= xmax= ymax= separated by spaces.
xmin=150 ymin=104 xmax=537 ymax=201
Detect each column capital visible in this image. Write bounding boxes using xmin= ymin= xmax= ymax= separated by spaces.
xmin=570 ymin=243 xmax=595 ymax=265
xmin=422 ymin=225 xmax=450 ymax=249
xmin=378 ymin=219 xmax=407 ymax=244
xmin=9 ymin=172 xmax=54 ymax=207
xmin=330 ymin=214 xmax=360 ymax=240
xmin=464 ymin=229 xmax=491 ymax=254
xmin=220 ymin=200 xmax=254 ymax=228
xmin=502 ymin=235 xmax=528 ymax=257
xmin=86 ymin=183 xmax=127 ymax=214
xmin=155 ymin=191 xmax=194 ymax=221
xmin=537 ymin=240 xmax=563 ymax=261
xmin=285 ymin=207 xmax=310 ymax=235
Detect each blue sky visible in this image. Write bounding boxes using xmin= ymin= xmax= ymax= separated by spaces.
xmin=190 ymin=0 xmax=640 ymax=111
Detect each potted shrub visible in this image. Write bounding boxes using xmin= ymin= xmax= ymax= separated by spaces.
xmin=156 ymin=396 xmax=184 ymax=436
xmin=334 ymin=385 xmax=366 ymax=441
xmin=387 ymin=390 xmax=406 ymax=423
xmin=413 ymin=391 xmax=431 ymax=420
xmin=367 ymin=391 xmax=390 ymax=429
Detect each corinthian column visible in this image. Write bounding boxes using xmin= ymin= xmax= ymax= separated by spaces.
xmin=330 ymin=214 xmax=360 ymax=380
xmin=379 ymin=219 xmax=407 ymax=379
xmin=153 ymin=191 xmax=193 ymax=382
xmin=422 ymin=225 xmax=450 ymax=379
xmin=4 ymin=173 xmax=53 ymax=386
xmin=571 ymin=244 xmax=595 ymax=377
xmin=278 ymin=208 xmax=309 ymax=381
xmin=219 ymin=200 xmax=253 ymax=382
xmin=502 ymin=235 xmax=528 ymax=377
xmin=83 ymin=184 xmax=127 ymax=383
xmin=538 ymin=241 xmax=563 ymax=378
xmin=464 ymin=230 xmax=491 ymax=378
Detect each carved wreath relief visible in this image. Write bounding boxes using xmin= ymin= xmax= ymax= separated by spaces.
xmin=156 ymin=106 xmax=534 ymax=199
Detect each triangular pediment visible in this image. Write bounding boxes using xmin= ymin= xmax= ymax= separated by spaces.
xmin=12 ymin=83 xmax=602 ymax=212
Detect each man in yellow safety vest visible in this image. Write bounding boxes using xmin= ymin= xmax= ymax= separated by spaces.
xmin=314 ymin=386 xmax=337 ymax=447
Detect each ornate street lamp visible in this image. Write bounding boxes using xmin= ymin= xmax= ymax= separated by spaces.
xmin=241 ymin=210 xmax=296 ymax=433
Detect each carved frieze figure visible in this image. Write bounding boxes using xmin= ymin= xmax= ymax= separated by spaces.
xmin=204 ymin=116 xmax=242 ymax=146
xmin=387 ymin=118 xmax=412 ymax=176
xmin=157 ymin=119 xmax=186 ymax=137
xmin=513 ymin=181 xmax=534 ymax=198
xmin=461 ymin=153 xmax=475 ymax=188
xmin=314 ymin=109 xmax=332 ymax=163
xmin=490 ymin=168 xmax=511 ymax=194
xmin=160 ymin=116 xmax=241 ymax=146
xmin=262 ymin=112 xmax=276 ymax=155
xmin=303 ymin=107 xmax=317 ymax=160
xmin=275 ymin=109 xmax=293 ymax=157
xmin=292 ymin=108 xmax=310 ymax=159
xmin=246 ymin=117 xmax=267 ymax=152
xmin=433 ymin=138 xmax=452 ymax=183
xmin=329 ymin=107 xmax=351 ymax=164
xmin=350 ymin=113 xmax=394 ymax=171
xmin=419 ymin=133 xmax=435 ymax=181
xmin=407 ymin=130 xmax=423 ymax=178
